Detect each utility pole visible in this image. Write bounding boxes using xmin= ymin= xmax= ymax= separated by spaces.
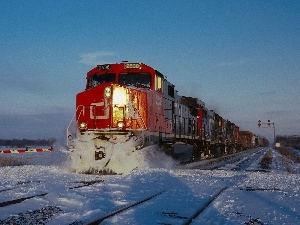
xmin=258 ymin=120 xmax=276 ymax=147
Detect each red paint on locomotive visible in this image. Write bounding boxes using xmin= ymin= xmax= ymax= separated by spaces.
xmin=75 ymin=62 xmax=168 ymax=140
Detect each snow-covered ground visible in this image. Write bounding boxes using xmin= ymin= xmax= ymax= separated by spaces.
xmin=0 ymin=144 xmax=299 ymax=225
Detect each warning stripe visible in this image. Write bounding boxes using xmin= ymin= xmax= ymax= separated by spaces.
xmin=0 ymin=148 xmax=52 ymax=154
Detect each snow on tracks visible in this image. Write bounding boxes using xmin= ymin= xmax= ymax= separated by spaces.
xmin=83 ymin=191 xmax=165 ymax=225
xmin=0 ymin=147 xmax=300 ymax=224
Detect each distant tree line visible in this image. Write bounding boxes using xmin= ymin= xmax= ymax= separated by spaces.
xmin=0 ymin=138 xmax=55 ymax=148
xmin=276 ymin=135 xmax=300 ymax=149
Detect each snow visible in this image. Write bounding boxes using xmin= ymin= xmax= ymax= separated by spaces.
xmin=0 ymin=144 xmax=300 ymax=224
xmin=68 ymin=134 xmax=179 ymax=175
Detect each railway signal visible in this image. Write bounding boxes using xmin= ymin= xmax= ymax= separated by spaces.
xmin=257 ymin=119 xmax=276 ymax=146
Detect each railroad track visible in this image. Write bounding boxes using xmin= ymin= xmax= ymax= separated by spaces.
xmin=82 ymin=190 xmax=165 ymax=225
xmin=0 ymin=147 xmax=271 ymax=224
xmin=194 ymin=147 xmax=267 ymax=171
xmin=0 ymin=178 xmax=107 ymax=224
xmin=183 ymin=186 xmax=228 ymax=225
xmin=216 ymin=148 xmax=267 ymax=171
xmin=232 ymin=149 xmax=267 ymax=171
xmin=0 ymin=180 xmax=41 ymax=192
xmin=78 ymin=187 xmax=228 ymax=225
xmin=0 ymin=180 xmax=46 ymax=208
xmin=0 ymin=192 xmax=48 ymax=208
xmin=4 ymin=174 xmax=182 ymax=223
xmin=68 ymin=179 xmax=104 ymax=189
xmin=0 ymin=178 xmax=105 ymax=208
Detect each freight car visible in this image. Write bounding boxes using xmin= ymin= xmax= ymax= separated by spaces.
xmin=67 ymin=62 xmax=267 ymax=173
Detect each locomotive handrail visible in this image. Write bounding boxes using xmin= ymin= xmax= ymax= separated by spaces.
xmin=67 ymin=105 xmax=84 ymax=146
xmin=67 ymin=105 xmax=84 ymax=130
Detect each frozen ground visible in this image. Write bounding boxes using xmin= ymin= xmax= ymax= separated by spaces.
xmin=0 ymin=144 xmax=299 ymax=225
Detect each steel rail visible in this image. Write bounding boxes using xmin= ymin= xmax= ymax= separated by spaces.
xmin=0 ymin=180 xmax=41 ymax=193
xmin=69 ymin=179 xmax=104 ymax=189
xmin=233 ymin=149 xmax=266 ymax=171
xmin=182 ymin=187 xmax=228 ymax=225
xmin=84 ymin=190 xmax=165 ymax=225
xmin=0 ymin=193 xmax=47 ymax=207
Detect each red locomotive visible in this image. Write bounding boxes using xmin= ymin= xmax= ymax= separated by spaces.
xmin=67 ymin=62 xmax=267 ymax=173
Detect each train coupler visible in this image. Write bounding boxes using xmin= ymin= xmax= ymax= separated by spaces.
xmin=95 ymin=150 xmax=106 ymax=160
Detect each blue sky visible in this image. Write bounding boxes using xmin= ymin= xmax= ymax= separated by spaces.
xmin=0 ymin=0 xmax=299 ymax=142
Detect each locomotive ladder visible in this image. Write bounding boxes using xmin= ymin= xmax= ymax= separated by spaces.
xmin=132 ymin=106 xmax=147 ymax=129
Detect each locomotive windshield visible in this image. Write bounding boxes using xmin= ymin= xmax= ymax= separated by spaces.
xmin=87 ymin=73 xmax=116 ymax=89
xmin=119 ymin=72 xmax=151 ymax=89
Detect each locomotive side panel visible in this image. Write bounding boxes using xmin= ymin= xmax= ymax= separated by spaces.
xmin=207 ymin=110 xmax=215 ymax=144
xmin=76 ymin=85 xmax=111 ymax=131
xmin=197 ymin=106 xmax=203 ymax=140
xmin=173 ymin=93 xmax=181 ymax=139
xmin=146 ymin=89 xmax=165 ymax=145
xmin=163 ymin=79 xmax=175 ymax=139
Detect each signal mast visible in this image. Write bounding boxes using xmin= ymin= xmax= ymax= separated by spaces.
xmin=258 ymin=119 xmax=276 ymax=147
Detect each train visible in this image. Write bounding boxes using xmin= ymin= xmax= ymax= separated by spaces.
xmin=67 ymin=62 xmax=268 ymax=173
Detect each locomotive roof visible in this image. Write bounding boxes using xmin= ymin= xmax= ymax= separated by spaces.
xmin=87 ymin=62 xmax=163 ymax=75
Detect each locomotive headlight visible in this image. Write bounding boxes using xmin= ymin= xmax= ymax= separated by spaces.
xmin=104 ymin=86 xmax=111 ymax=98
xmin=113 ymin=87 xmax=127 ymax=107
xmin=79 ymin=122 xmax=87 ymax=131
